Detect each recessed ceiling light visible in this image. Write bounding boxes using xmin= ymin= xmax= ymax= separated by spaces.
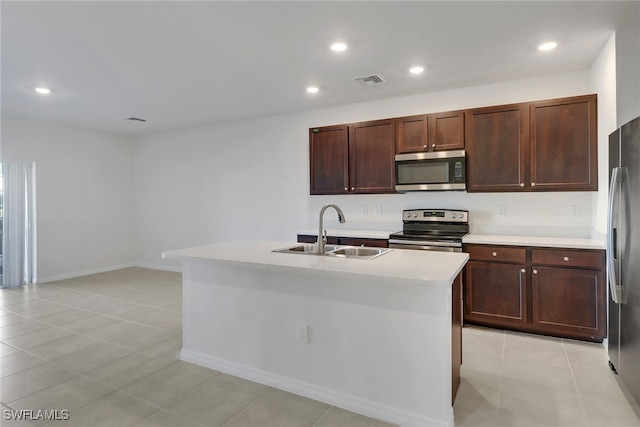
xmin=35 ymin=87 xmax=51 ymax=94
xmin=538 ymin=41 xmax=557 ymax=51
xmin=306 ymin=86 xmax=319 ymax=94
xmin=409 ymin=66 xmax=425 ymax=74
xmin=330 ymin=42 xmax=347 ymax=52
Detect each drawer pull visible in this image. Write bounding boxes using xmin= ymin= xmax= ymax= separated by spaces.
xmin=520 ymin=183 xmax=525 ymax=187
xmin=533 ymin=269 xmax=538 ymax=274
xmin=564 ymin=256 xmax=570 ymax=262
xmin=492 ymin=252 xmax=497 ymax=257
xmin=521 ymin=268 xmax=526 ymax=273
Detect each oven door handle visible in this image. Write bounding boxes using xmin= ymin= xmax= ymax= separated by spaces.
xmin=388 ymin=239 xmax=462 ymax=248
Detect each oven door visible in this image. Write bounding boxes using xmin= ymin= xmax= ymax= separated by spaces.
xmin=388 ymin=238 xmax=462 ymax=252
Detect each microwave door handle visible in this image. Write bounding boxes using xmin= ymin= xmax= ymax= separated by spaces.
xmin=607 ymin=167 xmax=622 ymax=303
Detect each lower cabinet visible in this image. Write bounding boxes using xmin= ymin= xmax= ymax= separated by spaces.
xmin=297 ymin=234 xmax=389 ymax=248
xmin=463 ymin=244 xmax=606 ymax=342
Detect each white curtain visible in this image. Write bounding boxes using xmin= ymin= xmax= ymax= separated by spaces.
xmin=2 ymin=161 xmax=36 ymax=289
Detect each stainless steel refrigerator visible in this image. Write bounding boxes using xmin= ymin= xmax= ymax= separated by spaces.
xmin=608 ymin=116 xmax=640 ymax=407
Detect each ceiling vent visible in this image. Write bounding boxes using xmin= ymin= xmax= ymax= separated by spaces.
xmin=352 ymin=74 xmax=386 ymax=86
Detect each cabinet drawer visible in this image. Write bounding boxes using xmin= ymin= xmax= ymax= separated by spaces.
xmin=531 ymin=248 xmax=604 ymax=269
xmin=465 ymin=245 xmax=526 ymax=263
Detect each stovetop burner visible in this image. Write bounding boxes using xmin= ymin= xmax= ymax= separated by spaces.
xmin=389 ymin=209 xmax=469 ymax=252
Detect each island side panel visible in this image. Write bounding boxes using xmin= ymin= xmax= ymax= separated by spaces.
xmin=180 ymin=259 xmax=454 ymax=427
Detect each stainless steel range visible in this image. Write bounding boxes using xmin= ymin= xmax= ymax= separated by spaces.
xmin=389 ymin=209 xmax=469 ymax=252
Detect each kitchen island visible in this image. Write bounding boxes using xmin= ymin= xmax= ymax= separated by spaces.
xmin=163 ymin=241 xmax=469 ymax=427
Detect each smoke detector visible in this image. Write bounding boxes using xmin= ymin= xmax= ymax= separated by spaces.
xmin=352 ymin=74 xmax=386 ymax=86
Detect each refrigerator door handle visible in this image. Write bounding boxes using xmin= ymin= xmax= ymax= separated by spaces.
xmin=607 ymin=166 xmax=623 ymax=303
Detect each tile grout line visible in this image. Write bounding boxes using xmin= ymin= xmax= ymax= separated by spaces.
xmin=493 ymin=329 xmax=507 ymax=427
xmin=561 ymin=338 xmax=591 ymax=427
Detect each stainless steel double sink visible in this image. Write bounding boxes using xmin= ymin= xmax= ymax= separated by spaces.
xmin=272 ymin=244 xmax=392 ymax=260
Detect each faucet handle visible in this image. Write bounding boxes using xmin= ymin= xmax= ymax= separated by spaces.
xmin=322 ymin=229 xmax=328 ymax=244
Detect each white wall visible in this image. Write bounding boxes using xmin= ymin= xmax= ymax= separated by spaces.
xmin=134 ymin=70 xmax=600 ymax=270
xmin=616 ymin=25 xmax=640 ymax=127
xmin=590 ymin=33 xmax=617 ymax=234
xmin=1 ymin=117 xmax=135 ymax=282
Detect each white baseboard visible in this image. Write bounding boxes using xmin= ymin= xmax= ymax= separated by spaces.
xmin=181 ymin=349 xmax=451 ymax=427
xmin=36 ymin=262 xmax=137 ymax=284
xmin=133 ymin=262 xmax=182 ymax=273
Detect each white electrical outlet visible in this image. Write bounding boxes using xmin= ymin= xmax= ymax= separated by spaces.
xmin=497 ymin=206 xmax=506 ymax=217
xmin=297 ymin=324 xmax=308 ymax=344
xmin=375 ymin=206 xmax=382 ymax=215
xmin=570 ymin=206 xmax=580 ymax=217
xmin=360 ymin=205 xmax=368 ymax=215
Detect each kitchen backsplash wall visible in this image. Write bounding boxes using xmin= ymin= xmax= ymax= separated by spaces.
xmin=308 ymin=191 xmax=596 ymax=238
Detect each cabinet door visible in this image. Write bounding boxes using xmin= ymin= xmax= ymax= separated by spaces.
xmin=464 ymin=261 xmax=528 ymax=327
xmin=532 ymin=266 xmax=605 ymax=340
xmin=465 ymin=104 xmax=529 ymax=192
xmin=396 ymin=115 xmax=429 ymax=153
xmin=309 ymin=126 xmax=349 ymax=195
xmin=349 ymin=120 xmax=396 ymax=193
xmin=430 ymin=110 xmax=464 ymax=151
xmin=530 ymin=94 xmax=597 ymax=191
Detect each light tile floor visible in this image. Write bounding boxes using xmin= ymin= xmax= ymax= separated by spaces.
xmin=455 ymin=325 xmax=640 ymax=427
xmin=0 ymin=268 xmax=392 ymax=427
xmin=1 ymin=267 xmax=639 ymax=426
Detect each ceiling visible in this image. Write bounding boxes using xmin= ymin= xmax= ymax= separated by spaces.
xmin=1 ymin=1 xmax=638 ymax=135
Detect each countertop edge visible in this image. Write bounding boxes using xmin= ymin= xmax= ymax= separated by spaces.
xmin=163 ymin=241 xmax=468 ymax=289
xmin=462 ymin=234 xmax=606 ymax=250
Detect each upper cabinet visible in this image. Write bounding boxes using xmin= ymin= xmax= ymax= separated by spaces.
xmin=349 ymin=119 xmax=396 ymax=193
xmin=465 ymin=104 xmax=529 ymax=192
xmin=529 ymin=95 xmax=597 ymax=191
xmin=396 ymin=110 xmax=464 ymax=153
xmin=310 ymin=94 xmax=597 ymax=195
xmin=309 ymin=120 xmax=395 ymax=195
xmin=466 ymin=94 xmax=597 ymax=192
xmin=309 ymin=125 xmax=349 ymax=195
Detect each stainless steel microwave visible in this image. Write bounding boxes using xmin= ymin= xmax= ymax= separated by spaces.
xmin=395 ymin=150 xmax=466 ymax=192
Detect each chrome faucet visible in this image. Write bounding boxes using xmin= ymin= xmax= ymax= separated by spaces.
xmin=317 ymin=204 xmax=346 ymax=254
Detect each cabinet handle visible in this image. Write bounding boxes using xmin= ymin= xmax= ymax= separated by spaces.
xmin=344 ymin=187 xmax=348 ymax=191
xmin=492 ymin=252 xmax=497 ymax=257
xmin=521 ymin=268 xmax=526 ymax=273
xmin=563 ymin=256 xmax=570 ymax=262
xmin=423 ymin=145 xmax=427 ymax=149
xmin=531 ymin=182 xmax=536 ymax=187
xmin=351 ymin=187 xmax=355 ymax=191
xmin=432 ymin=144 xmax=436 ymax=148
xmin=520 ymin=183 xmax=525 ymax=187
xmin=533 ymin=269 xmax=538 ymax=274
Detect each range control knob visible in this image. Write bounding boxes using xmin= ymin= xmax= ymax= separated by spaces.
xmin=405 ymin=212 xmax=411 ymax=218
xmin=413 ymin=213 xmax=418 ymax=218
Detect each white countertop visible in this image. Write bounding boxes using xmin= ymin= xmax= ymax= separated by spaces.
xmin=463 ymin=234 xmax=606 ymax=250
xmin=297 ymin=228 xmax=606 ymax=250
xmin=163 ymin=240 xmax=468 ymax=288
xmin=297 ymin=229 xmax=396 ymax=239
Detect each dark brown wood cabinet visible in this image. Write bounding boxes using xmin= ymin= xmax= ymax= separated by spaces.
xmin=463 ymin=243 xmax=606 ymax=342
xmin=309 ymin=120 xmax=395 ymax=195
xmin=466 ymin=94 xmax=597 ymax=192
xmin=309 ymin=125 xmax=349 ymax=195
xmin=529 ymin=95 xmax=598 ymax=191
xmin=531 ymin=248 xmax=605 ymax=340
xmin=465 ymin=104 xmax=529 ymax=191
xmin=349 ymin=119 xmax=396 ymax=193
xmin=297 ymin=234 xmax=388 ymax=248
xmin=396 ymin=110 xmax=464 ymax=153
xmin=452 ymin=272 xmax=463 ymax=403
xmin=464 ymin=245 xmax=528 ymax=328
xmin=310 ymin=94 xmax=597 ymax=194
